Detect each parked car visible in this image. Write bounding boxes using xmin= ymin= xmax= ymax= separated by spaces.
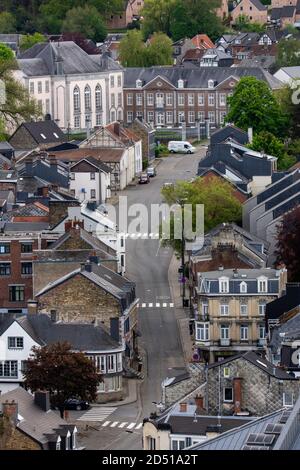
xmin=147 ymin=167 xmax=156 ymax=177
xmin=139 ymin=173 xmax=150 ymax=184
xmin=64 ymin=398 xmax=90 ymax=411
xmin=168 ymin=141 xmax=196 ymax=154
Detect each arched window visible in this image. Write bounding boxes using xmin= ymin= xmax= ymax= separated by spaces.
xmin=73 ymin=86 xmax=80 ymax=112
xmin=95 ymin=84 xmax=102 ymax=110
xmin=84 ymin=85 xmax=91 ymax=111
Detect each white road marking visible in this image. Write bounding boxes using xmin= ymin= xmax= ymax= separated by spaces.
xmin=169 ymin=303 xmax=174 ymax=308
xmin=142 ymin=303 xmax=146 ymax=307
xmin=127 ymin=422 xmax=136 ymax=429
xmin=149 ymin=303 xmax=153 ymax=307
xmin=77 ymin=407 xmax=116 ymax=422
xmin=156 ymin=303 xmax=160 ymax=307
xmin=135 ymin=423 xmax=143 ymax=430
xmin=102 ymin=421 xmax=110 ymax=427
xmin=163 ymin=303 xmax=167 ymax=307
xmin=111 ymin=421 xmax=119 ymax=428
xmin=118 ymin=422 xmax=128 ymax=428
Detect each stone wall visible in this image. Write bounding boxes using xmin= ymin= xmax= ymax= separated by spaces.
xmin=36 ymin=273 xmax=121 ymax=328
xmin=207 ymin=358 xmax=300 ymax=416
xmin=0 ymin=416 xmax=41 ymax=450
xmin=9 ymin=126 xmax=37 ymax=150
xmin=164 ymin=364 xmax=206 ymax=408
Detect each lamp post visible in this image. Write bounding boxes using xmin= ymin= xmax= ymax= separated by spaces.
xmin=176 ymin=196 xmax=188 ymax=308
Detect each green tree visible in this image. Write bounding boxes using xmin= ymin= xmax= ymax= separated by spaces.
xmin=249 ymin=131 xmax=296 ymax=170
xmin=141 ymin=0 xmax=178 ymax=38
xmin=0 ymin=44 xmax=14 ymax=62
xmin=233 ymin=15 xmax=265 ymax=33
xmin=225 ymin=77 xmax=288 ymax=136
xmin=24 ymin=342 xmax=102 ymax=418
xmin=0 ymin=11 xmax=17 ymax=33
xmin=146 ymin=32 xmax=173 ymax=66
xmin=62 ymin=5 xmax=107 ymax=42
xmin=170 ymin=0 xmax=224 ymax=41
xmin=275 ymin=206 xmax=300 ymax=282
xmin=277 ymin=84 xmax=300 ymax=139
xmin=0 ymin=57 xmax=41 ymax=128
xmin=160 ymin=177 xmax=242 ymax=253
xmin=276 ymin=38 xmax=300 ymax=69
xmin=20 ymin=32 xmax=46 ymax=52
xmin=119 ymin=30 xmax=146 ymax=67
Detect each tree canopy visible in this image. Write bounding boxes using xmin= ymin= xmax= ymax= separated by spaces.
xmin=20 ymin=33 xmax=46 ymax=52
xmin=249 ymin=131 xmax=296 ymax=170
xmin=24 ymin=342 xmax=102 ymax=416
xmin=225 ymin=77 xmax=288 ymax=137
xmin=160 ymin=176 xmax=242 ymax=253
xmin=0 ymin=11 xmax=16 ymax=34
xmin=119 ymin=30 xmax=173 ymax=67
xmin=0 ymin=44 xmax=14 ymax=62
xmin=62 ymin=5 xmax=107 ymax=43
xmin=276 ymin=38 xmax=300 ymax=69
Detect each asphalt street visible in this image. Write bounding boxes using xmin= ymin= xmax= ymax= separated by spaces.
xmin=77 ymin=147 xmax=206 ymax=450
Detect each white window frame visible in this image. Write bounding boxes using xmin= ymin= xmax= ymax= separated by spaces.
xmin=188 ymin=111 xmax=195 ymax=124
xmin=208 ymin=111 xmax=215 ymax=124
xmin=240 ymin=324 xmax=249 ymax=341
xmin=220 ymin=304 xmax=229 ymax=316
xmin=147 ymin=93 xmax=154 ymax=106
xmin=84 ymin=85 xmax=91 ymax=111
xmin=198 ymin=111 xmax=205 ymax=123
xmin=258 ymin=277 xmax=268 ymax=293
xmin=166 ymin=111 xmax=173 ymax=124
xmin=38 ymin=81 xmax=42 ymax=94
xmin=240 ymin=282 xmax=247 ymax=293
xmin=220 ymin=325 xmax=229 ymax=339
xmin=127 ymin=111 xmax=133 ymax=123
xmin=127 ymin=93 xmax=133 ymax=106
xmin=147 ymin=111 xmax=154 ymax=122
xmin=198 ymin=93 xmax=204 ymax=106
xmin=240 ymin=304 xmax=248 ymax=316
xmin=195 ymin=322 xmax=210 ymax=342
xmin=178 ymin=94 xmax=185 ymax=106
xmin=95 ymin=84 xmax=102 ymax=110
xmin=223 ymin=366 xmax=230 ymax=378
xmin=178 ymin=111 xmax=185 ymax=123
xmin=166 ymin=93 xmax=173 ymax=106
xmin=188 ymin=93 xmax=194 ymax=106
xmin=219 ymin=111 xmax=227 ymax=124
xmin=259 ymin=325 xmax=266 ymax=340
xmin=283 ymin=392 xmax=294 ymax=407
xmin=259 ymin=302 xmax=266 ymax=316
xmin=219 ymin=93 xmax=226 ymax=106
xmin=219 ymin=277 xmax=229 ymax=293
xmin=136 ymin=93 xmax=142 ymax=106
xmin=110 ymin=75 xmax=115 ymax=88
xmin=208 ymin=93 xmax=215 ymax=106
xmin=8 ymin=337 xmax=24 ymax=349
xmin=107 ymin=354 xmax=116 ymax=373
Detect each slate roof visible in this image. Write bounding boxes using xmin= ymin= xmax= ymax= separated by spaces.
xmin=201 ymin=49 xmax=233 ymax=60
xmin=1 ymin=387 xmax=68 ymax=448
xmin=2 ymin=221 xmax=49 ymax=232
xmin=0 ymin=170 xmax=17 ymax=182
xmin=26 ymin=314 xmax=121 ymax=351
xmin=124 ymin=66 xmax=282 ymax=90
xmin=51 ymin=148 xmax=125 ymax=163
xmin=70 ymin=156 xmax=112 ymax=173
xmin=266 ymin=283 xmax=300 ymax=322
xmin=18 ymin=41 xmax=122 ymax=76
xmin=210 ymin=125 xmax=248 ymax=145
xmin=35 ymin=262 xmax=136 ymax=311
xmin=2 ymin=201 xmax=49 ymax=221
xmin=279 ymin=66 xmax=300 ymax=79
xmin=10 ymin=121 xmax=65 ymax=145
xmin=248 ymin=0 xmax=267 ymax=10
xmin=208 ymin=351 xmax=297 ymax=380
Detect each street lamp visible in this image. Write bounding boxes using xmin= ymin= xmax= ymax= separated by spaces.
xmin=176 ymin=196 xmax=188 ymax=308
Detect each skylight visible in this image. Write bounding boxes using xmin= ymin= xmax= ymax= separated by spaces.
xmin=53 ymin=132 xmax=59 ymax=139
xmin=40 ymin=133 xmax=47 ymax=140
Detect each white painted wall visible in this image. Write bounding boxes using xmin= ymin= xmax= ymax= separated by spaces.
xmin=249 ymin=176 xmax=273 ymax=196
xmin=0 ymin=321 xmax=40 ymax=391
xmin=70 ymin=170 xmax=111 ymax=203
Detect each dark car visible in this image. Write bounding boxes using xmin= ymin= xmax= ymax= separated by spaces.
xmin=139 ymin=173 xmax=150 ymax=184
xmin=64 ymin=398 xmax=90 ymax=411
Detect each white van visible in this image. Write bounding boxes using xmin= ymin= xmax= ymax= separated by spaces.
xmin=168 ymin=141 xmax=196 ymax=154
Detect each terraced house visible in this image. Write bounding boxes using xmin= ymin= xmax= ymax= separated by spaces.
xmin=123 ymin=67 xmax=281 ymax=129
xmin=193 ymin=267 xmax=287 ymax=363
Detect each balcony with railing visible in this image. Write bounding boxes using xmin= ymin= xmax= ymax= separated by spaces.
xmin=219 ymin=339 xmax=231 ymax=347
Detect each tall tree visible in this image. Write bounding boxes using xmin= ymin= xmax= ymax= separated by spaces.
xmin=20 ymin=33 xmax=46 ymax=52
xmin=161 ymin=176 xmax=242 ymax=253
xmin=170 ymin=0 xmax=224 ymax=41
xmin=275 ymin=206 xmax=300 ymax=282
xmin=119 ymin=30 xmax=146 ymax=67
xmin=141 ymin=0 xmax=177 ymax=38
xmin=225 ymin=77 xmax=288 ymax=137
xmin=146 ymin=32 xmax=173 ymax=66
xmin=0 ymin=44 xmax=14 ymax=62
xmin=24 ymin=342 xmax=102 ymax=417
xmin=249 ymin=131 xmax=296 ymax=170
xmin=276 ymin=38 xmax=300 ymax=69
xmin=0 ymin=11 xmax=17 ymax=33
xmin=0 ymin=56 xmax=41 ymax=128
xmin=62 ymin=5 xmax=107 ymax=42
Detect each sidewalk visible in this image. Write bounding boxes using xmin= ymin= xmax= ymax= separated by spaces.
xmin=92 ymin=378 xmax=138 ymax=407
xmin=168 ymin=254 xmax=194 ymax=364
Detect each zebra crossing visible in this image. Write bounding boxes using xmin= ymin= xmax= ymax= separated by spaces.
xmin=138 ymin=302 xmax=174 ymax=308
xmin=76 ymin=407 xmax=143 ymax=431
xmin=76 ymin=406 xmax=116 ymax=422
xmin=121 ymin=233 xmax=160 ymax=239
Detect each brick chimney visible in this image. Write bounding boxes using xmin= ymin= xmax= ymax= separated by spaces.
xmin=2 ymin=400 xmax=18 ymax=425
xmin=233 ymin=377 xmax=243 ymax=414
xmin=114 ymin=121 xmax=120 ymax=136
xmin=65 ymin=219 xmax=84 ymax=232
xmin=41 ymin=186 xmax=49 ymax=197
xmin=34 ymin=391 xmax=50 ymax=412
xmin=27 ymin=300 xmax=38 ymax=315
xmin=179 ymin=402 xmax=187 ymax=413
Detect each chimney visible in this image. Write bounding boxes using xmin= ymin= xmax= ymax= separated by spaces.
xmin=114 ymin=121 xmax=120 ymax=136
xmin=50 ymin=309 xmax=57 ymax=322
xmin=2 ymin=400 xmax=18 ymax=425
xmin=48 ymin=155 xmax=57 ymax=168
xmin=179 ymin=402 xmax=187 ymax=413
xmin=42 ymin=186 xmax=49 ymax=197
xmin=34 ymin=391 xmax=50 ymax=412
xmin=233 ymin=377 xmax=243 ymax=414
xmin=84 ymin=261 xmax=92 ymax=272
xmin=248 ymin=127 xmax=253 ymax=144
xmin=194 ymin=395 xmax=204 ymax=411
xmin=27 ymin=300 xmax=38 ymax=315
xmin=110 ymin=317 xmax=120 ymax=343
xmin=218 ymin=265 xmax=224 ymax=271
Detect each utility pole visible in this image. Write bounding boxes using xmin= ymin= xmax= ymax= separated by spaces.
xmin=181 ymin=221 xmax=186 ymax=308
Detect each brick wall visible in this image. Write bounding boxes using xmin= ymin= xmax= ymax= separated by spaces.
xmin=0 ymin=416 xmax=41 ymax=450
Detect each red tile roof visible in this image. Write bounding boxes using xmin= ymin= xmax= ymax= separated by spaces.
xmin=191 ymin=34 xmax=215 ymax=49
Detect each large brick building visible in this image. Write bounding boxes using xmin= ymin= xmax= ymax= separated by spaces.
xmin=123 ymin=67 xmax=281 ymax=129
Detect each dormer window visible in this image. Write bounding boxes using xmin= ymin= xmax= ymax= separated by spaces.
xmin=208 ymin=79 xmax=215 ymax=89
xmin=219 ymin=277 xmax=229 ymax=293
xmin=136 ymin=79 xmax=143 ymax=88
xmin=240 ymin=281 xmax=247 ymax=293
xmin=258 ymin=277 xmax=268 ymax=293
xmin=178 ymin=79 xmax=184 ymax=89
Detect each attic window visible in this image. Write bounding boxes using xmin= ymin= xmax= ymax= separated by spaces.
xmin=178 ymin=79 xmax=184 ymax=89
xmin=208 ymin=79 xmax=214 ymax=89
xmin=53 ymin=132 xmax=59 ymax=139
xmin=136 ymin=79 xmax=143 ymax=88
xmin=40 ymin=133 xmax=47 ymax=140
